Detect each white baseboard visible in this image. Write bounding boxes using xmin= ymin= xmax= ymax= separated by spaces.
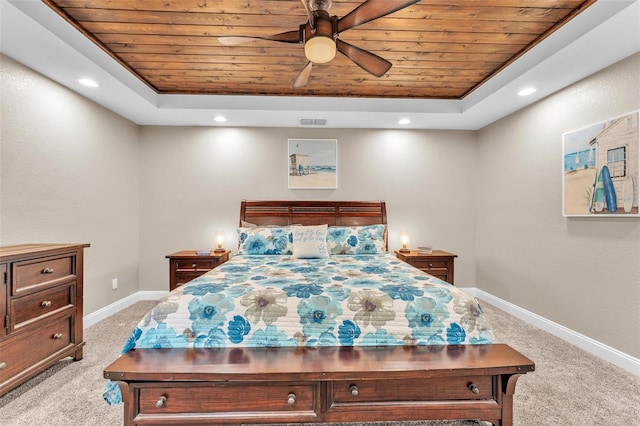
xmin=83 ymin=291 xmax=167 ymax=328
xmin=85 ymin=288 xmax=639 ymax=376
xmin=464 ymin=287 xmax=640 ymax=376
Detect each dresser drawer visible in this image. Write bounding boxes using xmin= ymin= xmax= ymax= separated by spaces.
xmin=330 ymin=376 xmax=494 ymax=404
xmin=175 ymin=259 xmax=215 ymax=271
xmin=11 ymin=282 xmax=74 ymax=330
xmin=0 ymin=314 xmax=73 ymax=383
xmin=13 ymin=254 xmax=75 ymax=295
xmin=134 ymin=381 xmax=319 ymax=422
xmin=0 ymin=264 xmax=6 ymax=339
xmin=0 ymin=243 xmax=87 ymax=397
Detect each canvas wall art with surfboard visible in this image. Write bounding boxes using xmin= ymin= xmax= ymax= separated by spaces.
xmin=563 ymin=110 xmax=639 ymax=217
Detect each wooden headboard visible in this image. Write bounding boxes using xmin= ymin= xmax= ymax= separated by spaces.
xmin=239 ymin=200 xmax=388 ymax=249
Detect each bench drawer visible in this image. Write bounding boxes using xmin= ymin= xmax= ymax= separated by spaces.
xmin=137 ymin=381 xmax=318 ymax=414
xmin=330 ymin=375 xmax=494 ymax=403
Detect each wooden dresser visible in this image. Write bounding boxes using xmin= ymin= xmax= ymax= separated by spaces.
xmin=395 ymin=249 xmax=457 ymax=284
xmin=166 ymin=250 xmax=230 ymax=291
xmin=0 ymin=243 xmax=89 ymax=396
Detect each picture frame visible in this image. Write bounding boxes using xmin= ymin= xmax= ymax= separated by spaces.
xmin=562 ymin=110 xmax=639 ymax=217
xmin=288 ymin=138 xmax=338 ymax=189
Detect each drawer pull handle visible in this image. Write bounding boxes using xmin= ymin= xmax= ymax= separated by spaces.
xmin=287 ymin=393 xmax=296 ymax=405
xmin=428 ymin=263 xmax=433 ymax=268
xmin=42 ymin=268 xmax=55 ymax=274
xmin=191 ymin=263 xmax=197 ymax=269
xmin=155 ymin=395 xmax=167 ymax=408
xmin=52 ymin=333 xmax=63 ymax=340
xmin=41 ymin=300 xmax=53 ymax=308
xmin=0 ymin=362 xmax=6 ymax=370
xmin=468 ymin=383 xmax=480 ymax=394
xmin=349 ymin=385 xmax=359 ymax=397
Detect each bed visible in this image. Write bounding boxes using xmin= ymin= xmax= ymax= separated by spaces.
xmin=104 ymin=200 xmax=534 ymax=426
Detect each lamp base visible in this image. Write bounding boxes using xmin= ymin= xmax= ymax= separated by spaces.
xmin=398 ymin=248 xmax=410 ymax=253
xmin=213 ymin=248 xmax=226 ymax=253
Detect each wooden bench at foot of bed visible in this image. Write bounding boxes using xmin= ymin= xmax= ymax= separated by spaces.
xmin=104 ymin=343 xmax=534 ymax=426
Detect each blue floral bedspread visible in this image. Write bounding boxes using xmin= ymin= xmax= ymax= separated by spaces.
xmin=103 ymin=253 xmax=494 ymax=404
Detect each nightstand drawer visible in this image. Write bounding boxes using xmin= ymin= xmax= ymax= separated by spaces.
xmin=174 ymin=272 xmax=209 ymax=287
xmin=410 ymin=259 xmax=449 ymax=270
xmin=395 ymin=250 xmax=457 ymax=284
xmin=13 ymin=255 xmax=75 ymax=295
xmin=175 ymin=259 xmax=215 ymax=271
xmin=167 ymin=250 xmax=231 ymax=291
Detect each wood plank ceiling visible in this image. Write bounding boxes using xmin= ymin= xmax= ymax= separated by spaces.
xmin=43 ymin=0 xmax=596 ymax=99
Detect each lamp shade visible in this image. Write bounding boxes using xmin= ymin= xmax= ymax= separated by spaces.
xmin=214 ymin=229 xmax=225 ymax=251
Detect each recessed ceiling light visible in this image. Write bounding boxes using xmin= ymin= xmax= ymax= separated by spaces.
xmin=398 ymin=118 xmax=411 ymax=125
xmin=518 ymin=87 xmax=537 ymax=96
xmin=78 ymin=78 xmax=99 ymax=88
xmin=213 ymin=115 xmax=227 ymax=123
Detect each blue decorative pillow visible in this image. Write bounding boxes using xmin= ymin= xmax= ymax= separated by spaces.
xmin=237 ymin=226 xmax=295 ymax=255
xmin=326 ymin=224 xmax=386 ymax=255
xmin=292 ymin=225 xmax=329 ymax=258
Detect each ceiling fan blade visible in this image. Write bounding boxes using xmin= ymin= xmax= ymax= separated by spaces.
xmin=301 ymin=0 xmax=316 ymax=31
xmin=336 ymin=39 xmax=391 ymax=77
xmin=218 ymin=29 xmax=301 ymax=46
xmin=292 ymin=62 xmax=313 ymax=88
xmin=337 ymin=0 xmax=421 ymax=33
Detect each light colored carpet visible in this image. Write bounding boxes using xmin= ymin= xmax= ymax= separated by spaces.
xmin=1 ymin=300 xmax=638 ymax=426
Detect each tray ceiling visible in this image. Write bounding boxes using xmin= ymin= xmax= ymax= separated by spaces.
xmin=42 ymin=0 xmax=596 ymax=100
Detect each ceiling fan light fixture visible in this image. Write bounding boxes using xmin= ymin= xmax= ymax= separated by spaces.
xmin=305 ymin=35 xmax=336 ymax=63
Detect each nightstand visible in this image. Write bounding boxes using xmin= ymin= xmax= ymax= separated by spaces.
xmin=166 ymin=250 xmax=231 ymax=291
xmin=394 ymin=249 xmax=457 ymax=284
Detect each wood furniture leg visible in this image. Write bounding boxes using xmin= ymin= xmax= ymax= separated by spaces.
xmin=497 ymin=373 xmax=526 ymax=426
xmin=117 ymin=381 xmax=133 ymax=426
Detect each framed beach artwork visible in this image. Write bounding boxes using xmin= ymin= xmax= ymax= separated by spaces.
xmin=288 ymin=138 xmax=337 ymax=189
xmin=562 ymin=110 xmax=639 ymax=217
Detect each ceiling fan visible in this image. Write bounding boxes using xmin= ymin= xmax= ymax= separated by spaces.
xmin=218 ymin=0 xmax=421 ymax=88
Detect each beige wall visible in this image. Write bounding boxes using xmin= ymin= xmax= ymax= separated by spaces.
xmin=138 ymin=127 xmax=478 ymax=292
xmin=476 ymin=53 xmax=640 ymax=358
xmin=1 ymin=50 xmax=638 ymax=360
xmin=0 ymin=55 xmax=141 ymax=315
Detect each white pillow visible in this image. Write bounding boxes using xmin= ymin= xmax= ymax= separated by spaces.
xmin=292 ymin=225 xmax=329 ymax=258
